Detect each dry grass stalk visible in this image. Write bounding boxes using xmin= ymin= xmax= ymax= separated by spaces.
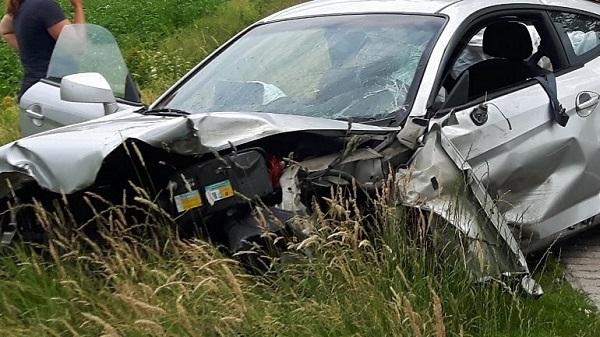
xmin=430 ymin=285 xmax=446 ymax=337
xmin=176 ymin=295 xmax=199 ymax=337
xmin=81 ymin=313 xmax=120 ymax=337
xmin=402 ymin=295 xmax=423 ymax=337
xmin=114 ymin=293 xmax=167 ymax=316
xmin=221 ymin=263 xmax=247 ymax=314
xmin=134 ymin=319 xmax=166 ymax=335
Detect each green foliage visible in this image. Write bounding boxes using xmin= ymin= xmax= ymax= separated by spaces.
xmin=0 ymin=0 xmax=225 ymax=97
xmin=0 ymin=49 xmax=20 ymax=97
xmin=0 ymin=97 xmax=18 ymax=144
xmin=58 ymin=0 xmax=223 ymax=44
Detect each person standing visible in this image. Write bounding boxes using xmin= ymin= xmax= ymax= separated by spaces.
xmin=0 ymin=0 xmax=85 ymax=99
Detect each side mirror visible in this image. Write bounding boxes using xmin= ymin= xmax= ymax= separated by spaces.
xmin=60 ymin=72 xmax=119 ymax=115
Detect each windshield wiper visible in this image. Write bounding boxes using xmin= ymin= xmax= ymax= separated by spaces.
xmin=335 ymin=116 xmax=377 ymax=123
xmin=335 ymin=114 xmax=398 ymax=125
xmin=138 ymin=107 xmax=191 ymax=117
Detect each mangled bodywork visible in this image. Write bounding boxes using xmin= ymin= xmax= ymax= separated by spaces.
xmin=0 ymin=110 xmax=543 ymax=295
xmin=0 ymin=111 xmax=395 ymax=194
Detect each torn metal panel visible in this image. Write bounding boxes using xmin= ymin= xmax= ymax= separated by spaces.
xmin=435 ymin=125 xmax=530 ymax=275
xmin=279 ymin=165 xmax=307 ymax=215
xmin=0 ymin=111 xmax=396 ymax=197
xmin=396 ymin=127 xmax=540 ymax=295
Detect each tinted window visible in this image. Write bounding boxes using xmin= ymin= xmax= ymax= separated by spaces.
xmin=550 ymin=12 xmax=600 ymax=56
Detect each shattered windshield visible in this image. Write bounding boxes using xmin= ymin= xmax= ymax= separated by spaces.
xmin=160 ymin=15 xmax=444 ymax=121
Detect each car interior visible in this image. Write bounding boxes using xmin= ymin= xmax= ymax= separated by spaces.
xmin=435 ymin=12 xmax=568 ymax=111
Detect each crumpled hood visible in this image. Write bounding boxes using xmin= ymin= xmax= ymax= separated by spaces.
xmin=0 ymin=111 xmax=396 ymax=195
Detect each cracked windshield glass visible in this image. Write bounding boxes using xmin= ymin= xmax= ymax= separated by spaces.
xmin=162 ymin=14 xmax=444 ymax=121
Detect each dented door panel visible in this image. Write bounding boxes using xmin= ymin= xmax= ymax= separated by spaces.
xmin=442 ymin=59 xmax=600 ymax=251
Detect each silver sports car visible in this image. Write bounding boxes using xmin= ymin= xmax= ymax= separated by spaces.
xmin=3 ymin=0 xmax=600 ymax=295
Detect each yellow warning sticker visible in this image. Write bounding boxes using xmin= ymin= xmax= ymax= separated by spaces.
xmin=205 ymin=180 xmax=235 ymax=205
xmin=174 ymin=190 xmax=203 ymax=213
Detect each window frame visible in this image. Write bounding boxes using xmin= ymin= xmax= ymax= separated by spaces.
xmin=426 ymin=6 xmax=570 ymax=115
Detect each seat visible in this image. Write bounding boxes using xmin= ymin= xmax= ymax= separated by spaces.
xmin=463 ymin=21 xmax=536 ymax=100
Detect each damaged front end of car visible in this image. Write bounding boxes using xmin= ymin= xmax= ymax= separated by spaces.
xmin=0 ymin=111 xmax=542 ymax=295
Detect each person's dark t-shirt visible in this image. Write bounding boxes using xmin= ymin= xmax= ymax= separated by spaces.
xmin=13 ymin=0 xmax=66 ymax=98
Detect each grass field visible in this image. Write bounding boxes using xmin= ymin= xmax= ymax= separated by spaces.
xmin=0 ymin=1 xmax=599 ymax=336
xmin=0 ymin=0 xmax=225 ymax=97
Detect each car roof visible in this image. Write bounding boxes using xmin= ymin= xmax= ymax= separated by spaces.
xmin=262 ymin=0 xmax=600 ymax=22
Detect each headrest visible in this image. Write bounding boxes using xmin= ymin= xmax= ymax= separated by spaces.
xmin=483 ymin=21 xmax=533 ymax=60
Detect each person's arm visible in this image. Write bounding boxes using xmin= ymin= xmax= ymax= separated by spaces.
xmin=47 ymin=20 xmax=70 ymax=40
xmin=47 ymin=0 xmax=85 ymax=40
xmin=71 ymin=0 xmax=85 ymax=24
xmin=0 ymin=14 xmax=18 ymax=50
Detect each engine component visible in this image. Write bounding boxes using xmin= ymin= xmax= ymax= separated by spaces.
xmin=165 ymin=149 xmax=273 ymax=226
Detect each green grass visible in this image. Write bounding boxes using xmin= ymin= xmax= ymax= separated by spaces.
xmin=0 ymin=0 xmax=599 ymax=335
xmin=0 ymin=191 xmax=598 ymax=337
xmin=0 ymin=97 xmax=18 ymax=144
xmin=0 ymin=0 xmax=225 ymax=97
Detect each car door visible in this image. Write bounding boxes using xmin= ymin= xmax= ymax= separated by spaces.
xmin=19 ymin=24 xmax=143 ymax=136
xmin=438 ymin=11 xmax=600 ymax=251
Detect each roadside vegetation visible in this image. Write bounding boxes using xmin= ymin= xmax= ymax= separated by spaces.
xmin=0 ymin=0 xmax=599 ymax=336
xmin=1 ymin=180 xmax=599 ymax=337
xmin=0 ymin=0 xmax=224 ymax=97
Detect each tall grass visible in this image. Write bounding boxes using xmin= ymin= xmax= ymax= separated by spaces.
xmin=0 ymin=178 xmax=598 ymax=336
xmin=0 ymin=1 xmax=599 ymax=335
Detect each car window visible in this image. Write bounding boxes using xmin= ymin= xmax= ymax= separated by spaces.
xmin=160 ymin=15 xmax=445 ymax=122
xmin=451 ymin=25 xmax=549 ymax=77
xmin=550 ymin=11 xmax=600 ymax=56
xmin=436 ymin=19 xmax=556 ymax=109
xmin=46 ymin=24 xmax=132 ymax=100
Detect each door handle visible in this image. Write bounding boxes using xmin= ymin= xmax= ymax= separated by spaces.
xmin=25 ymin=107 xmax=44 ymax=120
xmin=577 ymin=96 xmax=599 ymax=110
xmin=576 ymin=91 xmax=600 ymax=117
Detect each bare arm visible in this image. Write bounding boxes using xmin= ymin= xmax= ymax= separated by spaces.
xmin=71 ymin=0 xmax=85 ymax=24
xmin=0 ymin=14 xmax=18 ymax=50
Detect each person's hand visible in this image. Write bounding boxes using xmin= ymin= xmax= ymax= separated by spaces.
xmin=70 ymin=0 xmax=84 ymax=9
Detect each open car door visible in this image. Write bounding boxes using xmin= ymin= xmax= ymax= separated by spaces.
xmin=19 ymin=24 xmax=143 ymax=137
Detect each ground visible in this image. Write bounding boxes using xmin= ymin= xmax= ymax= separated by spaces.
xmin=561 ymin=227 xmax=600 ymax=308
